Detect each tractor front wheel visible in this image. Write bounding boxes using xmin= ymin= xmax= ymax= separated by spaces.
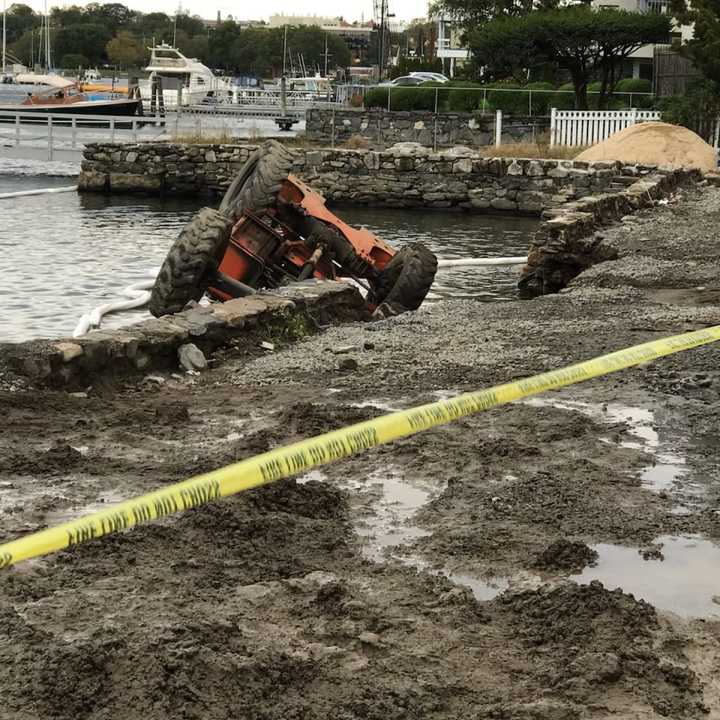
xmin=369 ymin=243 xmax=438 ymax=315
xmin=149 ymin=207 xmax=233 ymax=318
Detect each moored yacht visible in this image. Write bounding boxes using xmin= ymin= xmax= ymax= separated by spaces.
xmin=140 ymin=44 xmax=229 ymax=106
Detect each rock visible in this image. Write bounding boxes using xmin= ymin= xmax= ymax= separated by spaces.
xmin=507 ymin=160 xmax=524 ymax=176
xmin=177 ymin=343 xmax=207 ymax=372
xmin=532 ymin=538 xmax=598 ymax=571
xmin=339 ymin=357 xmax=359 ymax=372
xmin=363 ymin=341 xmax=375 ymax=350
xmin=144 ymin=375 xmax=166 ymax=385
xmin=235 ymin=581 xmax=281 ymax=603
xmin=358 ymin=631 xmax=382 ymax=646
xmin=54 ymin=342 xmax=83 ymax=363
xmin=570 ymin=651 xmax=622 ymax=683
xmin=259 ymin=341 xmax=275 ymax=351
xmin=331 ymin=345 xmax=358 ymax=354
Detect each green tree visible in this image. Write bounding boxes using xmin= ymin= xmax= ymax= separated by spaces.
xmin=670 ymin=0 xmax=720 ymax=87
xmin=59 ymin=53 xmax=90 ymax=69
xmin=54 ymin=23 xmax=112 ymax=66
xmin=469 ymin=7 xmax=670 ymax=109
xmin=6 ymin=4 xmax=36 ymax=44
xmin=430 ymin=0 xmax=558 ymax=30
xmin=106 ymin=30 xmax=143 ymax=68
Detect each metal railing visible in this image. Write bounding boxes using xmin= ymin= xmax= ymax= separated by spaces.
xmin=0 ymin=110 xmax=167 ymax=160
xmin=334 ymin=84 xmax=656 ymax=117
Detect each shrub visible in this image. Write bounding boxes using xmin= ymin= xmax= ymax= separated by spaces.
xmin=364 ymin=86 xmax=389 ymax=109
xmin=658 ymin=79 xmax=720 ymax=137
xmin=486 ymin=82 xmax=529 ymax=115
xmin=447 ymin=81 xmax=484 ymax=112
xmin=550 ymin=82 xmax=576 ymax=111
xmin=526 ymin=81 xmax=554 ymax=116
xmin=614 ymin=78 xmax=654 ymax=108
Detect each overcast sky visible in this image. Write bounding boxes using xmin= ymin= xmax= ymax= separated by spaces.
xmin=17 ymin=1 xmax=431 ymax=23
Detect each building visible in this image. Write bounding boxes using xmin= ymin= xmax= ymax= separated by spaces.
xmin=590 ymin=0 xmax=693 ymax=79
xmin=268 ymin=15 xmax=374 ymax=64
xmin=435 ymin=16 xmax=469 ymax=77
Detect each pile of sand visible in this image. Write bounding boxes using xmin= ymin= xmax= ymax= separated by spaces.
xmin=576 ymin=121 xmax=717 ymax=172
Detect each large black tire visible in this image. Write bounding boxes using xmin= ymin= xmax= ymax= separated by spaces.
xmin=149 ymin=207 xmax=233 ymax=317
xmin=218 ymin=139 xmax=295 ymax=220
xmin=369 ymin=243 xmax=438 ymax=314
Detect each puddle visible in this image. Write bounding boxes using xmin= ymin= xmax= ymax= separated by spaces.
xmin=522 ymin=398 xmax=689 ymax=494
xmin=296 ymin=469 xmax=328 ymax=485
xmin=350 ymin=468 xmax=434 ymax=562
xmin=44 ymin=489 xmax=127 ymax=525
xmin=350 ymin=399 xmax=402 ymax=413
xmin=349 ymin=467 xmax=512 ymax=601
xmin=574 ymin=535 xmax=720 ymax=618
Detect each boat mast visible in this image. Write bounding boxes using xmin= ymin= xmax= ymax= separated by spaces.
xmin=2 ymin=1 xmax=6 ymax=76
xmin=45 ymin=0 xmax=51 ymax=72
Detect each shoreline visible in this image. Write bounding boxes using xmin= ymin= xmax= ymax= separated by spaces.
xmin=1 ymin=181 xmax=720 ymax=717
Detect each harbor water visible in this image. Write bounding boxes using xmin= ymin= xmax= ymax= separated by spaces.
xmin=0 ymin=166 xmax=537 ymax=343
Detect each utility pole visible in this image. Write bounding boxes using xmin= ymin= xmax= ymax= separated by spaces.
xmin=282 ymin=24 xmax=287 ymax=76
xmin=378 ymin=0 xmax=386 ymax=81
xmin=322 ymin=33 xmax=330 ymax=77
xmin=2 ymin=0 xmax=6 ymax=76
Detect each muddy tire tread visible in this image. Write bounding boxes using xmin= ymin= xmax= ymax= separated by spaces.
xmin=148 ymin=207 xmax=232 ymax=318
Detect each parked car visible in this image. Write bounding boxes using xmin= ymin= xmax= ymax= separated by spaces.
xmin=409 ymin=72 xmax=450 ymax=84
xmin=379 ymin=75 xmax=427 ymax=87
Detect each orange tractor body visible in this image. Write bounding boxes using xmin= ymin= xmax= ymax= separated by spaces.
xmin=212 ymin=175 xmax=396 ymax=304
xmin=149 ymin=140 xmax=437 ymax=320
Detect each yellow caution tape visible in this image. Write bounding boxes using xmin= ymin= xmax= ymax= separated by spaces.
xmin=1 ymin=324 xmax=719 ymax=570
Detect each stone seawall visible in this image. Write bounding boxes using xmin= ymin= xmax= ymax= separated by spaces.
xmin=519 ymin=167 xmax=703 ymax=295
xmin=1 ymin=281 xmax=365 ymax=389
xmin=305 ymin=108 xmax=549 ymax=148
xmin=79 ymin=142 xmax=641 ymax=214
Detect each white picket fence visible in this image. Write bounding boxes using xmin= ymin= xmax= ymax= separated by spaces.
xmin=550 ymin=108 xmax=662 ymax=147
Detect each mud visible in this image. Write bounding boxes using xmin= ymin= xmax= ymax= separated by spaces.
xmin=2 ymin=187 xmax=720 ymax=718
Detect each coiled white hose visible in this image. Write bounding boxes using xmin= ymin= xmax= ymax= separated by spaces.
xmin=73 ymin=269 xmax=159 ymax=338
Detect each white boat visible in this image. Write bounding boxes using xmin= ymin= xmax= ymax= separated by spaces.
xmin=14 ymin=73 xmax=74 ymax=88
xmin=140 ymin=44 xmax=229 ymax=107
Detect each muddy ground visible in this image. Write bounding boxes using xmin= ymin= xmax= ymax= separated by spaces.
xmin=2 ymin=186 xmax=720 ymax=719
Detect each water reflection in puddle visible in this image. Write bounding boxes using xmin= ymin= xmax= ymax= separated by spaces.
xmin=349 ymin=466 xmax=510 ymax=601
xmin=523 ymin=398 xmax=689 ymax=494
xmin=575 ymin=535 xmax=720 ymax=618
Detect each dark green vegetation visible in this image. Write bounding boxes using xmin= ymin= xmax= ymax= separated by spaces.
xmin=468 ymin=8 xmax=670 ymax=110
xmin=3 ymin=2 xmax=351 ymax=74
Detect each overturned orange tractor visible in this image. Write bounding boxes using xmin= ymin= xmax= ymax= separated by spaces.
xmin=149 ymin=140 xmax=437 ymax=319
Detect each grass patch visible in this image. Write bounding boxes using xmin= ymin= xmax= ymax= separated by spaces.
xmin=478 ymin=142 xmax=586 ymax=160
xmin=172 ymin=130 xmax=237 ymax=145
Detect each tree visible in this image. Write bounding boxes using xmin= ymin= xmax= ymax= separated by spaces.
xmin=468 ymin=7 xmax=670 ymax=109
xmin=6 ymin=4 xmax=37 ymax=44
xmin=54 ymin=23 xmax=112 ymax=66
xmin=670 ymin=0 xmax=720 ymax=87
xmin=430 ymin=0 xmax=558 ymax=30
xmin=106 ymin=30 xmax=143 ymax=68
xmin=59 ymin=53 xmax=90 ymax=69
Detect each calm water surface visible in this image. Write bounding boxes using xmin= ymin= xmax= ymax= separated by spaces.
xmin=1 ymin=170 xmax=538 ymax=342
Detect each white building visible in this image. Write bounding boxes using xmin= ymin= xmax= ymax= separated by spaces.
xmin=436 ymin=16 xmax=470 ymax=77
xmin=591 ymin=0 xmax=694 ymax=79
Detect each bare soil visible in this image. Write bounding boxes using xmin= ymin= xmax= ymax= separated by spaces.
xmin=2 ymin=186 xmax=720 ymax=719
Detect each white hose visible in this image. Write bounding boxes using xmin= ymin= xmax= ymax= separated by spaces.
xmin=73 ymin=269 xmax=159 ymax=338
xmin=70 ymin=256 xmax=526 ymax=338
xmin=0 ymin=185 xmax=78 ymax=199
xmin=437 ymin=256 xmax=527 ymax=268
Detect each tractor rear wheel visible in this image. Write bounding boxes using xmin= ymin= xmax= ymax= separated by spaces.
xmin=149 ymin=207 xmax=232 ymax=318
xmin=369 ymin=243 xmax=438 ymax=314
xmin=219 ymin=139 xmax=295 ymax=220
